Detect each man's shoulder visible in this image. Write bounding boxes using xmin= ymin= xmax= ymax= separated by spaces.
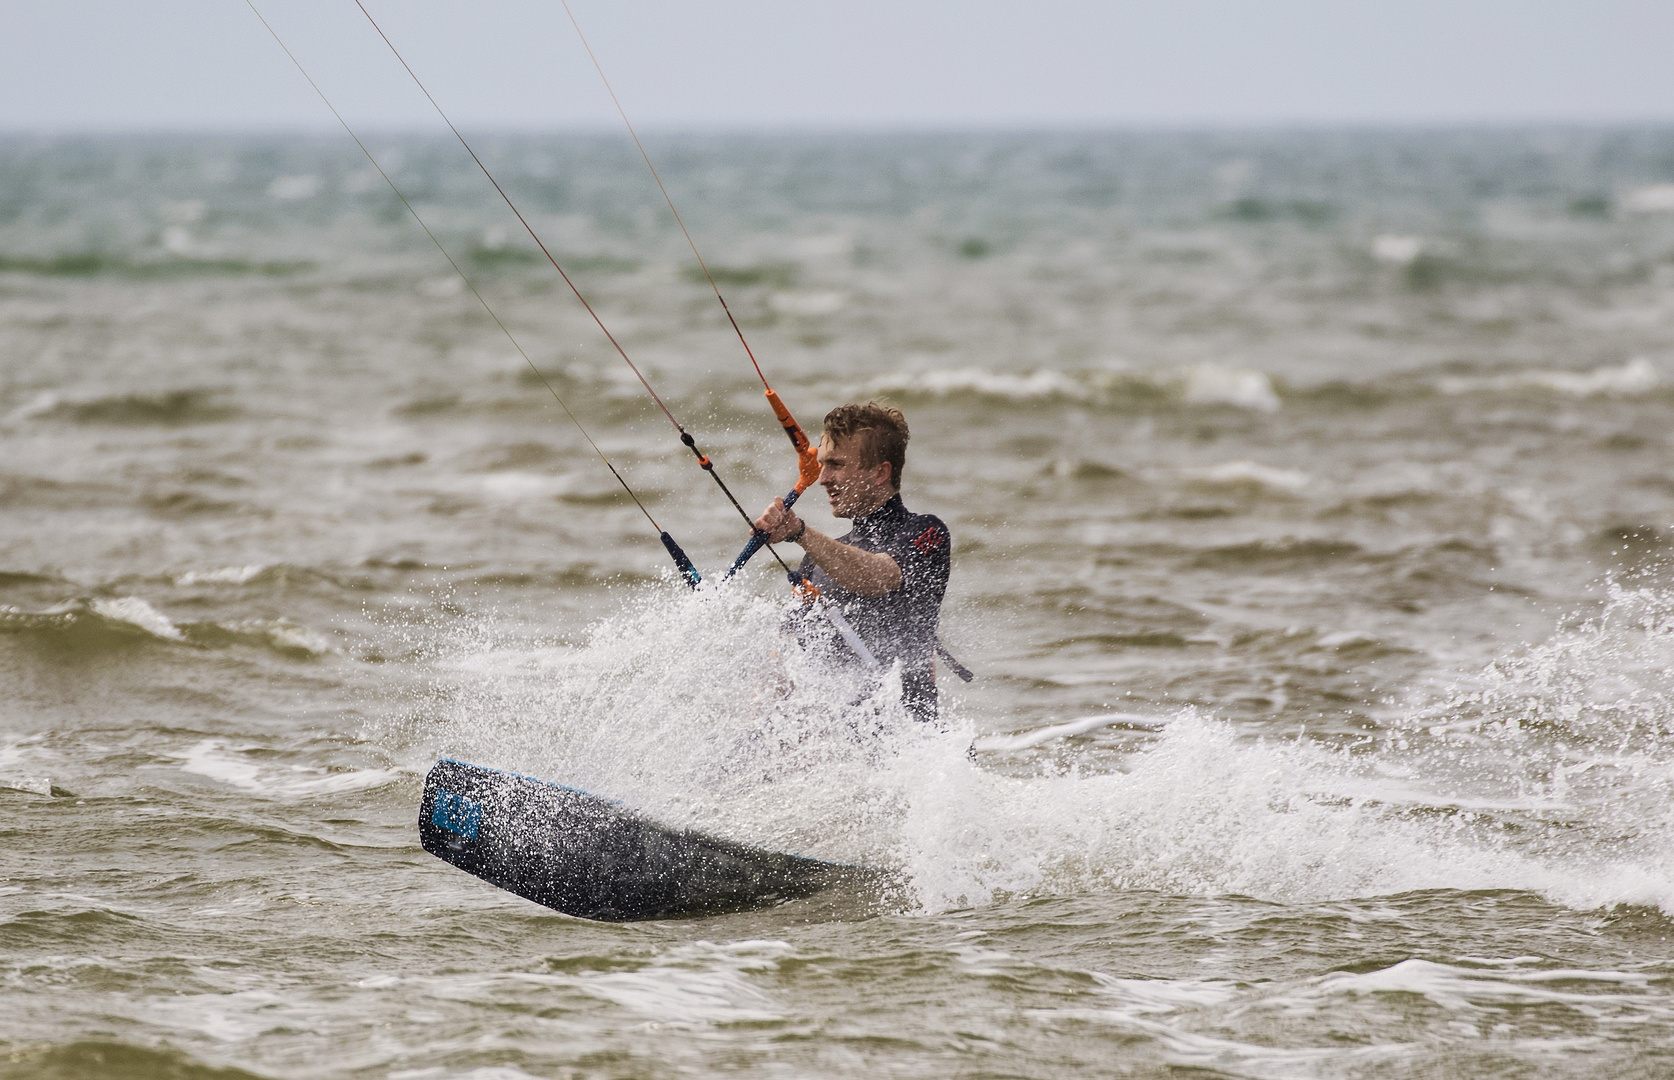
xmin=897 ymin=508 xmax=950 ymax=557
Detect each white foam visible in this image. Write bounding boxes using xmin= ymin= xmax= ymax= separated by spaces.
xmin=0 ymin=736 xmax=48 ymax=786
xmin=90 ymin=596 xmax=183 ymax=641
xmin=1315 ymin=630 xmax=1377 ymax=649
xmin=0 ymin=775 xmax=52 ymax=796
xmin=263 ymin=622 xmax=333 ymax=656
xmin=159 ymin=199 xmax=206 ymax=224
xmin=399 ymin=940 xmax=788 ymax=1030
xmin=1183 ymin=365 xmax=1281 ymax=412
xmin=1090 ymin=972 xmax=1241 ymax=1014
xmin=343 ymin=168 xmax=384 ymax=195
xmin=405 ymin=582 xmax=1674 ymax=918
xmin=1371 ymin=234 xmax=1423 ymax=265
xmin=4 ymin=391 xmax=59 ymax=423
xmin=1184 ymin=460 xmax=1310 ymax=492
xmin=1623 ymin=184 xmax=1674 ymax=213
xmin=791 ymin=234 xmax=853 ymax=258
xmin=176 ymin=564 xmax=267 ymax=586
xmin=180 ymin=740 xmax=262 ymax=790
xmin=769 ymin=290 xmax=846 ymax=316
xmin=572 ymin=940 xmax=787 ymax=1025
xmin=275 ymin=766 xmax=403 ymax=795
xmin=267 ymin=174 xmax=321 ymax=201
xmin=160 ymin=226 xmax=194 ymax=256
xmin=475 ymin=472 xmax=572 ymax=500
xmin=148 ymin=988 xmax=293 ymax=1043
xmin=872 ymin=367 xmax=1088 ymax=401
xmin=1034 ymin=999 xmax=1414 ymax=1078
xmin=1305 ymin=958 xmax=1661 ymax=1017
xmin=179 ymin=739 xmax=400 ymax=797
xmin=1439 ymin=357 xmax=1658 ymax=398
xmin=390 ymin=1069 xmax=549 ymax=1080
xmin=973 ymin=712 xmax=1162 ymax=752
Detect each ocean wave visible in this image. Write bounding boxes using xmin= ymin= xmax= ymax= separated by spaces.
xmin=0 ymin=597 xmax=186 ymax=650
xmin=169 ymin=563 xmax=345 ymax=596
xmin=865 ymin=358 xmax=1664 ymax=414
xmin=972 ymin=712 xmax=1164 ymax=753
xmin=1299 ymin=956 xmax=1666 ymax=1018
xmin=1623 ymin=184 xmax=1674 ymax=214
xmin=769 ymin=290 xmax=847 ymax=317
xmin=3 ymin=391 xmax=61 ymax=424
xmin=0 ymin=570 xmax=70 ymax=590
xmin=0 ymin=1040 xmax=275 ymax=1080
xmin=1181 ymin=460 xmax=1311 ymax=494
xmin=0 ymin=251 xmax=313 ymax=278
xmin=1185 ymin=537 xmax=1362 ymax=569
xmin=180 ymin=619 xmax=334 ymax=658
xmin=1438 ymin=357 xmax=1659 ymax=398
xmin=404 ymin=585 xmax=1674 ymax=917
xmin=1424 ymin=583 xmax=1674 ymax=750
xmin=0 ymin=907 xmax=148 ymax=951
xmin=177 ymin=739 xmax=402 ymax=797
xmin=0 ymin=775 xmax=70 ymax=797
xmin=1042 ymin=458 xmax=1129 ymax=481
xmin=866 ymin=364 xmax=1282 ymax=411
xmin=174 ymin=565 xmax=269 ymax=586
xmin=872 ymin=367 xmax=1090 ymax=401
xmin=90 ymin=597 xmax=182 ymax=640
xmin=0 ymin=597 xmax=331 ymax=658
xmin=36 ymin=389 xmax=239 ymax=427
xmin=0 ymin=474 xmax=122 ymax=511
xmin=900 ymin=710 xmax=1674 ymax=915
xmin=1182 ymin=365 xmax=1282 ymax=412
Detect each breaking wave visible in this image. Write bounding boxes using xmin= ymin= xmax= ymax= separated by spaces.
xmin=0 ymin=1041 xmax=272 ymax=1080
xmin=1437 ymin=357 xmax=1660 ymax=398
xmin=32 ymin=389 xmax=240 ymax=427
xmin=0 ymin=596 xmax=331 ymax=658
xmin=398 ymin=580 xmax=1674 ymax=917
xmin=866 ymin=363 xmax=1282 ymax=412
xmin=177 ymin=739 xmax=401 ymax=798
xmin=858 ymin=357 xmax=1668 ymax=416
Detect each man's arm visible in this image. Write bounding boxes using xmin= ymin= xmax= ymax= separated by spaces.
xmin=754 ymin=498 xmax=903 ymax=597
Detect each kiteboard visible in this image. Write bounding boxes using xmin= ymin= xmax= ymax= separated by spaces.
xmin=418 ymin=758 xmax=864 ymax=921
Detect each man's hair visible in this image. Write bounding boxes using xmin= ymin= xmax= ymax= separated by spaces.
xmin=823 ymin=402 xmax=909 ymax=491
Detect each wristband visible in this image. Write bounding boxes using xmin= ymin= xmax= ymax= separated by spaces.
xmin=785 ymin=519 xmax=808 ymax=544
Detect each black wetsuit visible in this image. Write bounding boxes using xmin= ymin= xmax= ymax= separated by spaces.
xmin=795 ymin=494 xmax=952 ymax=722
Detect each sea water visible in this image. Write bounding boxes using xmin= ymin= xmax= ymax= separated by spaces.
xmin=4 ymin=129 xmax=1674 ymax=1077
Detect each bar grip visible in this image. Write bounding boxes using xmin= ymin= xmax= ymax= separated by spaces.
xmin=660 ymin=531 xmax=702 ymax=589
xmin=723 ymin=486 xmax=803 ymax=580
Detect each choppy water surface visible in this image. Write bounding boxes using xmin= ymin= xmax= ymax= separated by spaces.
xmin=6 ymin=129 xmax=1674 ymax=1078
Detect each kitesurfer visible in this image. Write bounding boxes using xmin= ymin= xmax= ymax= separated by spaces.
xmin=753 ymin=403 xmax=952 ymax=722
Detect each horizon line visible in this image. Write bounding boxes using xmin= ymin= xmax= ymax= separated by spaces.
xmin=4 ymin=117 xmax=1674 ymax=139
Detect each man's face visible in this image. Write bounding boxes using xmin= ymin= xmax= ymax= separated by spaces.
xmin=818 ymin=433 xmax=894 ymax=518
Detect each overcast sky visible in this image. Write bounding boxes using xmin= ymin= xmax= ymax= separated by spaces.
xmin=3 ymin=0 xmax=1671 ymax=131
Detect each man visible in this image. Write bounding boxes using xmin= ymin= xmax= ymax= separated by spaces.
xmin=753 ymin=402 xmax=953 ymax=722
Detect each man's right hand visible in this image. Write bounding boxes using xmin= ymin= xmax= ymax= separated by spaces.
xmin=753 ymin=497 xmax=902 ymax=595
xmin=752 ymin=497 xmax=803 ymax=543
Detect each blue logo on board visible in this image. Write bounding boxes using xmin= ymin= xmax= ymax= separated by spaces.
xmin=431 ymin=789 xmax=482 ymax=839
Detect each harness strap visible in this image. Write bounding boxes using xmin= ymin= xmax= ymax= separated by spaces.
xmin=936 ymin=641 xmax=975 ymax=683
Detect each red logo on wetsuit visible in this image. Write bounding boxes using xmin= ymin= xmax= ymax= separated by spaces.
xmin=911 ymin=526 xmax=945 ymax=553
